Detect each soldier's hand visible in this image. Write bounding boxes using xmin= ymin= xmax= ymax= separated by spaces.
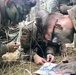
xmin=7 ymin=41 xmax=20 ymax=52
xmin=47 ymin=54 xmax=55 ymax=62
xmin=33 ymin=54 xmax=47 ymax=65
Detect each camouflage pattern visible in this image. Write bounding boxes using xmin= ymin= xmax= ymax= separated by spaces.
xmin=59 ymin=56 xmax=76 ymax=72
xmin=59 ymin=0 xmax=70 ymax=5
xmin=46 ymin=0 xmax=59 ymax=13
xmin=36 ymin=0 xmax=59 ymax=12
xmin=21 ymin=21 xmax=37 ymax=53
xmin=67 ymin=5 xmax=76 ymax=31
xmin=0 ymin=42 xmax=8 ymax=57
xmin=67 ymin=5 xmax=76 ymax=47
xmin=70 ymin=0 xmax=76 ymax=5
xmin=55 ymin=5 xmax=76 ymax=72
xmin=0 ymin=0 xmax=36 ymax=58
xmin=59 ymin=61 xmax=76 ymax=72
xmin=33 ymin=0 xmax=59 ymax=16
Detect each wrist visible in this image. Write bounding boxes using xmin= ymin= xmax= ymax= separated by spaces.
xmin=47 ymin=52 xmax=54 ymax=55
xmin=32 ymin=51 xmax=37 ymax=59
xmin=33 ymin=54 xmax=38 ymax=58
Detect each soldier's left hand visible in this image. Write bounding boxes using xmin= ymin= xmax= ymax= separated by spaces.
xmin=47 ymin=54 xmax=55 ymax=62
xmin=7 ymin=41 xmax=20 ymax=52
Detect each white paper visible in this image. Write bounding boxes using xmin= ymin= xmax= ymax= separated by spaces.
xmin=34 ymin=62 xmax=58 ymax=75
xmin=34 ymin=62 xmax=70 ymax=75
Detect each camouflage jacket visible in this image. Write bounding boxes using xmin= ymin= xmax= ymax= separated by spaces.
xmin=67 ymin=5 xmax=76 ymax=31
xmin=0 ymin=42 xmax=8 ymax=57
xmin=0 ymin=25 xmax=19 ymax=57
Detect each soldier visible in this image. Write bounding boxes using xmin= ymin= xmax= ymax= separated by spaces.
xmin=32 ymin=1 xmax=76 ymax=64
xmin=0 ymin=0 xmax=36 ymax=61
xmin=52 ymin=4 xmax=76 ymax=63
xmin=0 ymin=41 xmax=20 ymax=58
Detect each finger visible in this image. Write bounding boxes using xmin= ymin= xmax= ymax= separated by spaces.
xmin=50 ymin=56 xmax=54 ymax=62
xmin=54 ymin=70 xmax=62 ymax=74
xmin=14 ymin=46 xmax=18 ymax=49
xmin=36 ymin=62 xmax=42 ymax=65
xmin=38 ymin=61 xmax=44 ymax=65
xmin=47 ymin=56 xmax=50 ymax=62
xmin=48 ymin=55 xmax=54 ymax=62
xmin=13 ymin=43 xmax=20 ymax=48
xmin=15 ymin=43 xmax=20 ymax=46
xmin=42 ymin=58 xmax=47 ymax=63
xmin=36 ymin=60 xmax=45 ymax=65
xmin=15 ymin=45 xmax=20 ymax=47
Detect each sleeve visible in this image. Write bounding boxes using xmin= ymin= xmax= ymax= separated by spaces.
xmin=0 ymin=42 xmax=8 ymax=57
xmin=20 ymin=20 xmax=36 ymax=50
xmin=59 ymin=4 xmax=72 ymax=14
xmin=46 ymin=46 xmax=54 ymax=55
xmin=32 ymin=50 xmax=37 ymax=59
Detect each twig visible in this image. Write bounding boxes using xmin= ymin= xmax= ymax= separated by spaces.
xmin=25 ymin=69 xmax=32 ymax=75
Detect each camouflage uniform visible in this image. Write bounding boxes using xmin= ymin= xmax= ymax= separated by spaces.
xmin=0 ymin=24 xmax=19 ymax=59
xmin=58 ymin=6 xmax=76 ymax=72
xmin=0 ymin=42 xmax=8 ymax=57
xmin=35 ymin=0 xmax=59 ymax=13
xmin=67 ymin=5 xmax=76 ymax=31
xmin=59 ymin=56 xmax=76 ymax=72
xmin=20 ymin=21 xmax=37 ymax=53
xmin=67 ymin=5 xmax=76 ymax=47
xmin=59 ymin=61 xmax=76 ymax=72
xmin=0 ymin=0 xmax=34 ymax=56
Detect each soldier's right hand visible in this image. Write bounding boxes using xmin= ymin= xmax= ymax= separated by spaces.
xmin=33 ymin=54 xmax=47 ymax=65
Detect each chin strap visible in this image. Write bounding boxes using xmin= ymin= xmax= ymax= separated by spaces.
xmin=51 ymin=19 xmax=58 ymax=42
xmin=51 ymin=19 xmax=63 ymax=43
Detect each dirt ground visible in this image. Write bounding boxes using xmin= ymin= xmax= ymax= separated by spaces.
xmin=0 ymin=47 xmax=76 ymax=75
